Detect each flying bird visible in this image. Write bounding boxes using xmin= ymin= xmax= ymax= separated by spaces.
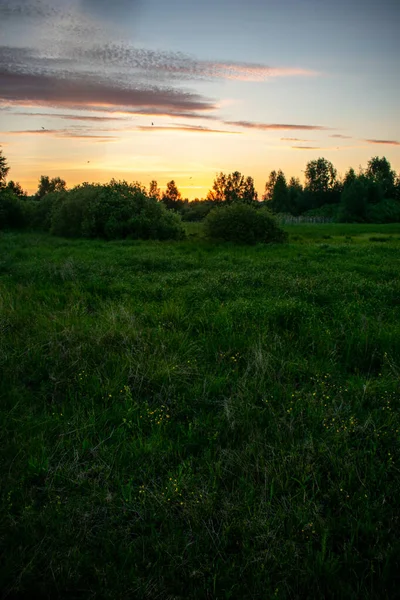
xmin=152 ymin=122 xmax=154 ymax=126
xmin=41 ymin=126 xmax=45 ymax=130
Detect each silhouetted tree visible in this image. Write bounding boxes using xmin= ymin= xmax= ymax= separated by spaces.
xmin=305 ymin=157 xmax=337 ymax=194
xmin=270 ymin=170 xmax=289 ymax=213
xmin=365 ymin=156 xmax=396 ymax=199
xmin=207 ymin=171 xmax=257 ymax=204
xmin=5 ymin=181 xmax=27 ymax=199
xmin=35 ymin=175 xmax=67 ymax=200
xmin=338 ymin=175 xmax=370 ymax=222
xmin=149 ymin=180 xmax=161 ymax=201
xmin=304 ymin=157 xmax=338 ymax=208
xmin=0 ymin=148 xmax=10 ymax=187
xmin=287 ymin=176 xmax=304 ymax=215
xmin=263 ymin=170 xmax=277 ymax=202
xmin=342 ymin=167 xmax=357 ymax=189
xmin=161 ymin=180 xmax=184 ymax=211
xmin=394 ymin=174 xmax=400 ymax=201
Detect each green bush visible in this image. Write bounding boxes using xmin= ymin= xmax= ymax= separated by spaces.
xmin=50 ymin=181 xmax=185 ymax=241
xmin=303 ymin=204 xmax=339 ymax=219
xmin=181 ymin=200 xmax=213 ymax=222
xmin=338 ymin=176 xmax=383 ymax=223
xmin=204 ymin=202 xmax=287 ymax=244
xmin=366 ymin=199 xmax=400 ymax=223
xmin=50 ymin=185 xmax=100 ymax=237
xmin=27 ymin=191 xmax=66 ymax=231
xmin=0 ymin=188 xmax=25 ymax=229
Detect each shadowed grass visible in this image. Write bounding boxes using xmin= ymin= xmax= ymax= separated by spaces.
xmin=1 ymin=226 xmax=399 ymax=599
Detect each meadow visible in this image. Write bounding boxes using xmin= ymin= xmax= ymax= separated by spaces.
xmin=1 ymin=223 xmax=399 ymax=599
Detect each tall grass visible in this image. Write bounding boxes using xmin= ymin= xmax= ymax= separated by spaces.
xmin=1 ymin=225 xmax=399 ymax=599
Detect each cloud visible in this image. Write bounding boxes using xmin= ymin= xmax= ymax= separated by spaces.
xmin=111 ymin=108 xmax=218 ymax=120
xmin=0 ymin=1 xmax=61 ymax=20
xmin=0 ymin=69 xmax=217 ymax=113
xmin=365 ymin=139 xmax=400 ymax=146
xmin=291 ymin=146 xmax=322 ymax=150
xmin=136 ymin=125 xmax=240 ymax=134
xmin=199 ymin=62 xmax=318 ymax=82
xmin=330 ymin=134 xmax=352 ymax=139
xmin=13 ymin=111 xmax=129 ymax=122
xmin=0 ymin=2 xmax=319 ymax=122
xmin=281 ymin=137 xmax=313 ymax=142
xmin=225 ymin=121 xmax=331 ymax=131
xmin=291 ymin=145 xmax=345 ymax=151
xmin=3 ymin=128 xmax=119 ymax=141
xmin=71 ymin=43 xmax=317 ymax=83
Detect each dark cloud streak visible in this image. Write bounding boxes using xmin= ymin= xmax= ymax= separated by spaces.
xmin=225 ymin=120 xmax=331 ymax=131
xmin=137 ymin=125 xmax=240 ymax=134
xmin=0 ymin=69 xmax=217 ymax=113
xmin=365 ymin=138 xmax=400 ymax=146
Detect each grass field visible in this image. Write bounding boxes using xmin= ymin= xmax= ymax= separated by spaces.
xmin=1 ymin=224 xmax=400 ymax=599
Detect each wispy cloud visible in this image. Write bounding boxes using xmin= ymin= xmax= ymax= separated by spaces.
xmin=69 ymin=43 xmax=317 ymax=83
xmin=291 ymin=146 xmax=322 ymax=150
xmin=281 ymin=137 xmax=313 ymax=142
xmin=99 ymin=108 xmax=219 ymax=120
xmin=330 ymin=134 xmax=352 ymax=139
xmin=365 ymin=139 xmax=400 ymax=146
xmin=12 ymin=111 xmax=129 ymax=122
xmin=291 ymin=145 xmax=345 ymax=151
xmin=3 ymin=129 xmax=119 ymax=141
xmin=136 ymin=125 xmax=240 ymax=134
xmin=225 ymin=121 xmax=331 ymax=131
xmin=200 ymin=63 xmax=318 ymax=82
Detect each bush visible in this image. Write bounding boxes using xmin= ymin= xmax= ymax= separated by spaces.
xmin=50 ymin=185 xmax=100 ymax=237
xmin=0 ymin=188 xmax=25 ymax=229
xmin=181 ymin=200 xmax=213 ymax=222
xmin=50 ymin=181 xmax=186 ymax=241
xmin=204 ymin=203 xmax=287 ymax=244
xmin=338 ymin=176 xmax=383 ymax=223
xmin=366 ymin=199 xmax=400 ymax=223
xmin=28 ymin=191 xmax=66 ymax=231
xmin=303 ymin=204 xmax=339 ymax=219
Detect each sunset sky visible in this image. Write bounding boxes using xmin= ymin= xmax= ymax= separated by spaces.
xmin=0 ymin=0 xmax=399 ymax=199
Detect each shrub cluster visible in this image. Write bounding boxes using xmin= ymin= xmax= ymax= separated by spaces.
xmin=1 ymin=181 xmax=186 ymax=241
xmin=204 ymin=202 xmax=287 ymax=244
xmin=0 ymin=188 xmax=26 ymax=229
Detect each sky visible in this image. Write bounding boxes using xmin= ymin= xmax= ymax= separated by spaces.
xmin=0 ymin=0 xmax=399 ymax=199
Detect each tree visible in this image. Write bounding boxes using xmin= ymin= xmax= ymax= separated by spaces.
xmin=161 ymin=180 xmax=183 ymax=211
xmin=35 ymin=175 xmax=66 ymax=200
xmin=149 ymin=180 xmax=161 ymax=201
xmin=305 ymin=157 xmax=337 ymax=194
xmin=304 ymin=157 xmax=338 ymax=208
xmin=6 ymin=181 xmax=27 ymax=199
xmin=263 ymin=170 xmax=277 ymax=202
xmin=395 ymin=174 xmax=400 ymax=202
xmin=365 ymin=156 xmax=396 ymax=199
xmin=338 ymin=175 xmax=375 ymax=222
xmin=242 ymin=176 xmax=258 ymax=204
xmin=342 ymin=167 xmax=357 ymax=189
xmin=287 ymin=177 xmax=304 ymax=215
xmin=207 ymin=171 xmax=257 ymax=204
xmin=270 ymin=170 xmax=289 ymax=213
xmin=0 ymin=148 xmax=10 ymax=187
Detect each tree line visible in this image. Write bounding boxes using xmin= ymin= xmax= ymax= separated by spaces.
xmin=1 ymin=147 xmax=400 ymax=225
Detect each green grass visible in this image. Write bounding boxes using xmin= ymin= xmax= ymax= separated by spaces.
xmin=1 ymin=225 xmax=400 ymax=599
